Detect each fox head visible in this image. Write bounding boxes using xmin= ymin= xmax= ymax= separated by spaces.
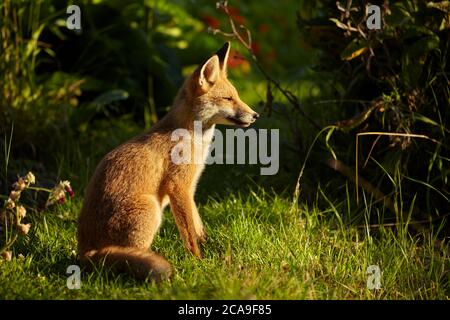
xmin=185 ymin=42 xmax=259 ymax=128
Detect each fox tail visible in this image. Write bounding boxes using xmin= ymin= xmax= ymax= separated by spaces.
xmin=81 ymin=245 xmax=172 ymax=282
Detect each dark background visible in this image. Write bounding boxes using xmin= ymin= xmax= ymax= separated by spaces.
xmin=0 ymin=0 xmax=449 ymax=234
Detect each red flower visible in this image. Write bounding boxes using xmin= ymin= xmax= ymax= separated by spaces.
xmin=227 ymin=50 xmax=246 ymax=68
xmin=226 ymin=6 xmax=246 ymax=25
xmin=64 ymin=185 xmax=75 ymax=198
xmin=251 ymin=42 xmax=261 ymax=55
xmin=233 ymin=15 xmax=245 ymax=25
xmin=226 ymin=6 xmax=239 ymax=16
xmin=202 ymin=15 xmax=220 ymax=29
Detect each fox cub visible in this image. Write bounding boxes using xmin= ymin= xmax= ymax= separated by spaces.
xmin=77 ymin=42 xmax=259 ymax=281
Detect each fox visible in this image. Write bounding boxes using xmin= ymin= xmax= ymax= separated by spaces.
xmin=77 ymin=42 xmax=259 ymax=281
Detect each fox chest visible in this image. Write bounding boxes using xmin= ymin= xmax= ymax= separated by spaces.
xmin=192 ymin=125 xmax=215 ymax=183
xmin=162 ymin=125 xmax=214 ymax=201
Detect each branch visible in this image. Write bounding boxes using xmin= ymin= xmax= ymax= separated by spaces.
xmin=213 ymin=1 xmax=321 ymax=131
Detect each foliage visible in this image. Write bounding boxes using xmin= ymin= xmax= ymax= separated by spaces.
xmin=0 ymin=0 xmax=211 ymax=163
xmin=294 ymin=0 xmax=450 ymax=229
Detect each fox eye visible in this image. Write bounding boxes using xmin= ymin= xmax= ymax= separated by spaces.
xmin=223 ymin=96 xmax=233 ymax=101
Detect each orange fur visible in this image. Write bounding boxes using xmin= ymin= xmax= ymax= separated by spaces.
xmin=77 ymin=42 xmax=258 ymax=281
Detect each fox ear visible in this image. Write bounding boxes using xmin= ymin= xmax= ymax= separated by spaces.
xmin=198 ymin=55 xmax=220 ymax=92
xmin=215 ymin=42 xmax=230 ymax=73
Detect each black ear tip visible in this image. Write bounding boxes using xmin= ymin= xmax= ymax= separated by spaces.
xmin=216 ymin=42 xmax=231 ymax=60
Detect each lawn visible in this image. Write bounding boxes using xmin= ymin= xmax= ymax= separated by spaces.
xmin=0 ymin=166 xmax=448 ymax=299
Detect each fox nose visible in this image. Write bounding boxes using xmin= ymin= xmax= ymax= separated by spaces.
xmin=252 ymin=113 xmax=259 ymax=120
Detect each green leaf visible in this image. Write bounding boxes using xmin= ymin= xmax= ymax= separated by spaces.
xmin=427 ymin=1 xmax=450 ymax=13
xmin=340 ymin=38 xmax=368 ymax=61
xmin=412 ymin=113 xmax=439 ymax=127
xmin=336 ymin=105 xmax=376 ymax=132
xmin=329 ymin=18 xmax=348 ymax=30
xmin=25 ymin=25 xmax=45 ymax=59
xmin=409 ymin=35 xmax=440 ymax=56
xmin=325 ymin=127 xmax=337 ymax=160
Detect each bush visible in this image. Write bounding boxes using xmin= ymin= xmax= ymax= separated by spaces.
xmin=296 ymin=0 xmax=449 ymax=228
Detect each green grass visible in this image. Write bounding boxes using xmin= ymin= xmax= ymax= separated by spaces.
xmin=0 ymin=118 xmax=448 ymax=299
xmin=0 ymin=182 xmax=448 ymax=299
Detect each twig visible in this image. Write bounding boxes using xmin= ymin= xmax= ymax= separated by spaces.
xmin=213 ymin=1 xmax=321 ymax=131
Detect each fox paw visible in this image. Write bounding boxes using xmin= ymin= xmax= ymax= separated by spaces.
xmin=197 ymin=230 xmax=208 ymax=244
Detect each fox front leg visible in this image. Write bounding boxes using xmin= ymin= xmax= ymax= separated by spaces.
xmin=168 ymin=188 xmax=202 ymax=258
xmin=190 ymin=202 xmax=207 ymax=244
